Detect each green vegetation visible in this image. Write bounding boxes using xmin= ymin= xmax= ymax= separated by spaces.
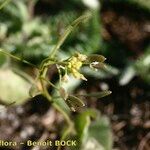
xmin=0 ymin=0 xmax=149 ymax=150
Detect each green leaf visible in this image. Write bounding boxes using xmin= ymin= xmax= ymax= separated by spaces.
xmin=74 ymin=109 xmax=98 ymax=148
xmin=16 ymin=1 xmax=28 ymax=22
xmin=74 ymin=110 xmax=113 ymax=150
xmin=82 ymin=116 xmax=113 ymax=150
xmin=0 ymin=0 xmax=11 ymax=10
xmin=134 ymin=47 xmax=150 ymax=83
xmin=119 ymin=65 xmax=136 ymax=85
xmin=0 ymin=69 xmax=31 ymax=104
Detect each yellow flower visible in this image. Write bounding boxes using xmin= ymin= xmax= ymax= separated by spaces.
xmin=66 ymin=52 xmax=87 ymax=81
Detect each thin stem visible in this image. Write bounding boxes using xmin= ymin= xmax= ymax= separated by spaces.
xmin=36 ymin=14 xmax=91 ymax=148
xmin=49 ymin=26 xmax=73 ymax=59
xmin=0 ymin=0 xmax=11 ymax=10
xmin=45 ymin=97 xmax=74 ymax=150
xmin=56 ymin=64 xmax=62 ymax=87
xmin=49 ymin=13 xmax=91 ymax=59
xmin=39 ymin=77 xmax=52 ymax=101
xmin=40 ymin=77 xmax=73 ymax=130
xmin=57 ymin=126 xmax=73 ymax=150
xmin=40 ymin=77 xmax=59 ymax=90
xmin=53 ymin=102 xmax=73 ymax=127
xmin=0 ymin=48 xmax=38 ymax=69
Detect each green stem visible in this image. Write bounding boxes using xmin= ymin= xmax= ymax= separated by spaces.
xmin=56 ymin=64 xmax=62 ymax=87
xmin=49 ymin=26 xmax=73 ymax=59
xmin=0 ymin=48 xmax=38 ymax=69
xmin=57 ymin=126 xmax=73 ymax=150
xmin=49 ymin=13 xmax=91 ymax=59
xmin=42 ymin=90 xmax=74 ymax=150
xmin=40 ymin=77 xmax=59 ymax=90
xmin=53 ymin=103 xmax=73 ymax=127
xmin=39 ymin=12 xmax=92 ymax=97
xmin=37 ymin=14 xmax=91 ymax=148
xmin=54 ymin=102 xmax=74 ymax=150
xmin=39 ymin=77 xmax=52 ymax=100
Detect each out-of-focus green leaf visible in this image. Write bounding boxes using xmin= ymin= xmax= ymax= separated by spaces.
xmin=15 ymin=0 xmax=28 ymax=22
xmin=54 ymin=10 xmax=102 ymax=55
xmin=74 ymin=110 xmax=113 ymax=150
xmin=82 ymin=116 xmax=113 ymax=150
xmin=0 ymin=69 xmax=31 ymax=104
xmin=82 ymin=137 xmax=105 ymax=150
xmin=0 ymin=23 xmax=7 ymax=40
xmin=1 ymin=0 xmax=102 ymax=64
xmin=119 ymin=65 xmax=136 ymax=86
xmin=0 ymin=0 xmax=11 ymax=10
xmin=74 ymin=109 xmax=98 ymax=149
xmin=134 ymin=47 xmax=150 ymax=83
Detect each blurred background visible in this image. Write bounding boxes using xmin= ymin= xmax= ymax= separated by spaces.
xmin=0 ymin=0 xmax=150 ymax=150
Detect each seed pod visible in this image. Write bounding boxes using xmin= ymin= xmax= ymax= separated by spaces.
xmin=87 ymin=54 xmax=106 ymax=63
xmin=65 ymin=95 xmax=85 ymax=111
xmin=82 ymin=90 xmax=112 ymax=98
xmin=90 ymin=62 xmax=106 ymax=69
xmin=59 ymin=87 xmax=68 ymax=100
xmin=65 ymin=100 xmax=76 ymax=112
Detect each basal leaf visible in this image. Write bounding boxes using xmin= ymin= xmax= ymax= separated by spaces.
xmin=0 ymin=69 xmax=31 ymax=104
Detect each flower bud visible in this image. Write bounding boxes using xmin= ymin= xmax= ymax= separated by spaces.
xmin=83 ymin=90 xmax=112 ymax=98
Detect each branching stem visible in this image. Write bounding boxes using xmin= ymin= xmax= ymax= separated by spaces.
xmin=37 ymin=14 xmax=91 ymax=150
xmin=0 ymin=13 xmax=92 ymax=150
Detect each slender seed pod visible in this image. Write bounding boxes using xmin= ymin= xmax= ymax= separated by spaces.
xmin=87 ymin=54 xmax=106 ymax=63
xmin=65 ymin=95 xmax=85 ymax=111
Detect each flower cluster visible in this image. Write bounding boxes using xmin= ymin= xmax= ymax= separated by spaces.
xmin=66 ymin=52 xmax=87 ymax=80
xmin=61 ymin=52 xmax=106 ymax=82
